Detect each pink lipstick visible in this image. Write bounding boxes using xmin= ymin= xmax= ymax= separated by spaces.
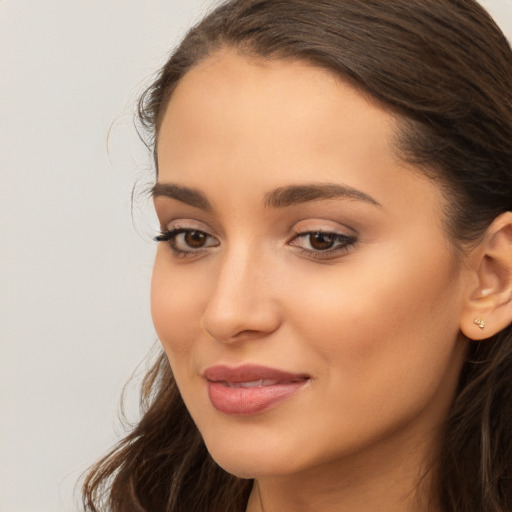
xmin=203 ymin=365 xmax=309 ymax=415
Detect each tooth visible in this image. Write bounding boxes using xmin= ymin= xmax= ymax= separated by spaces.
xmin=239 ymin=379 xmax=280 ymax=388
xmin=220 ymin=379 xmax=288 ymax=388
xmin=240 ymin=380 xmax=261 ymax=388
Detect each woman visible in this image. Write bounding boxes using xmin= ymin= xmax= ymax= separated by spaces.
xmin=82 ymin=1 xmax=512 ymax=511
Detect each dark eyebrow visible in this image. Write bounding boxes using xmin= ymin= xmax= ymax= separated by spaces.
xmin=151 ymin=183 xmax=212 ymax=211
xmin=263 ymin=183 xmax=381 ymax=208
xmin=152 ymin=181 xmax=381 ymax=211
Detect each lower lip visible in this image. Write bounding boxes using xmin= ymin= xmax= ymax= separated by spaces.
xmin=206 ymin=380 xmax=308 ymax=415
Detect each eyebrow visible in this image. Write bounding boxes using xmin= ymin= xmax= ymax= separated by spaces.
xmin=151 ymin=182 xmax=381 ymax=210
xmin=152 ymin=183 xmax=213 ymax=211
xmin=263 ymin=183 xmax=381 ymax=208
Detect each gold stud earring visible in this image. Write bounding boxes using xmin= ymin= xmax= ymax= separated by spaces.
xmin=473 ymin=318 xmax=485 ymax=329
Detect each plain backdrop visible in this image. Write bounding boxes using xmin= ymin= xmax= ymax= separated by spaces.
xmin=0 ymin=1 xmax=510 ymax=511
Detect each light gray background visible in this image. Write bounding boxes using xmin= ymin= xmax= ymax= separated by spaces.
xmin=1 ymin=1 xmax=510 ymax=511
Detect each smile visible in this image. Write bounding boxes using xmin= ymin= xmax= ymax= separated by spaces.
xmin=203 ymin=365 xmax=310 ymax=415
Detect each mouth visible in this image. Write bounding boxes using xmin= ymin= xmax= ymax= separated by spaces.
xmin=203 ymin=364 xmax=310 ymax=415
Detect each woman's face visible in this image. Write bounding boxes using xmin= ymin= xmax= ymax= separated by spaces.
xmin=152 ymin=51 xmax=469 ymax=479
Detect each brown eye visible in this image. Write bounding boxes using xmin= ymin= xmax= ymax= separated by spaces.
xmin=309 ymin=232 xmax=335 ymax=250
xmin=157 ymin=228 xmax=219 ymax=256
xmin=184 ymin=230 xmax=208 ymax=248
xmin=289 ymin=230 xmax=356 ymax=259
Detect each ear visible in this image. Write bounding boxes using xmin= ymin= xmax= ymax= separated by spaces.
xmin=460 ymin=212 xmax=512 ymax=341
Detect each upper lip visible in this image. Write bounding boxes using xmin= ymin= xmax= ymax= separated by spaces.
xmin=203 ymin=364 xmax=310 ymax=383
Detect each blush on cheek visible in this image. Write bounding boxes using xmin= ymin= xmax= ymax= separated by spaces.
xmin=151 ymin=287 xmax=188 ymax=345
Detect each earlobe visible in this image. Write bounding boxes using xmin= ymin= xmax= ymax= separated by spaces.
xmin=460 ymin=212 xmax=512 ymax=341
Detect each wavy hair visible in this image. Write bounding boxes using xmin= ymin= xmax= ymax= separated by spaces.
xmin=82 ymin=1 xmax=512 ymax=510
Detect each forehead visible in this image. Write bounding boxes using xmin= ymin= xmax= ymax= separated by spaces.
xmin=163 ymin=50 xmax=392 ymax=121
xmin=157 ymin=51 xmax=398 ymax=174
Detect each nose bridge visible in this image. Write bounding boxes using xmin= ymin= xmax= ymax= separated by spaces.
xmin=201 ymin=239 xmax=280 ymax=342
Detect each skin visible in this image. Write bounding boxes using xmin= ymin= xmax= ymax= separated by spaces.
xmin=151 ymin=51 xmax=471 ymax=512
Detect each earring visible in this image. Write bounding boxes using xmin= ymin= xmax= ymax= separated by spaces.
xmin=473 ymin=318 xmax=485 ymax=329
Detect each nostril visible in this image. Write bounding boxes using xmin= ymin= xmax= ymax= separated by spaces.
xmin=202 ymin=323 xmax=271 ymax=344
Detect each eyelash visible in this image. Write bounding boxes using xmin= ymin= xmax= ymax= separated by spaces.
xmin=154 ymin=228 xmax=356 ymax=260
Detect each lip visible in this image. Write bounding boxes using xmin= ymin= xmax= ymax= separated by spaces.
xmin=203 ymin=364 xmax=310 ymax=416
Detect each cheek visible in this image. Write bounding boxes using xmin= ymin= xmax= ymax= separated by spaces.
xmin=277 ymin=251 xmax=465 ymax=453
xmin=284 ymin=243 xmax=463 ymax=391
xmin=150 ymin=254 xmax=206 ymax=359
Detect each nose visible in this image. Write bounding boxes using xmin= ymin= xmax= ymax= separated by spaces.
xmin=200 ymin=246 xmax=281 ymax=344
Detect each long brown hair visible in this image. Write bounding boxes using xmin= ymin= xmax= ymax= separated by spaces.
xmin=82 ymin=1 xmax=512 ymax=510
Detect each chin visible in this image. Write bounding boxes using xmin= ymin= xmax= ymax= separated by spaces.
xmin=201 ymin=429 xmax=298 ymax=479
xmin=209 ymin=452 xmax=286 ymax=480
